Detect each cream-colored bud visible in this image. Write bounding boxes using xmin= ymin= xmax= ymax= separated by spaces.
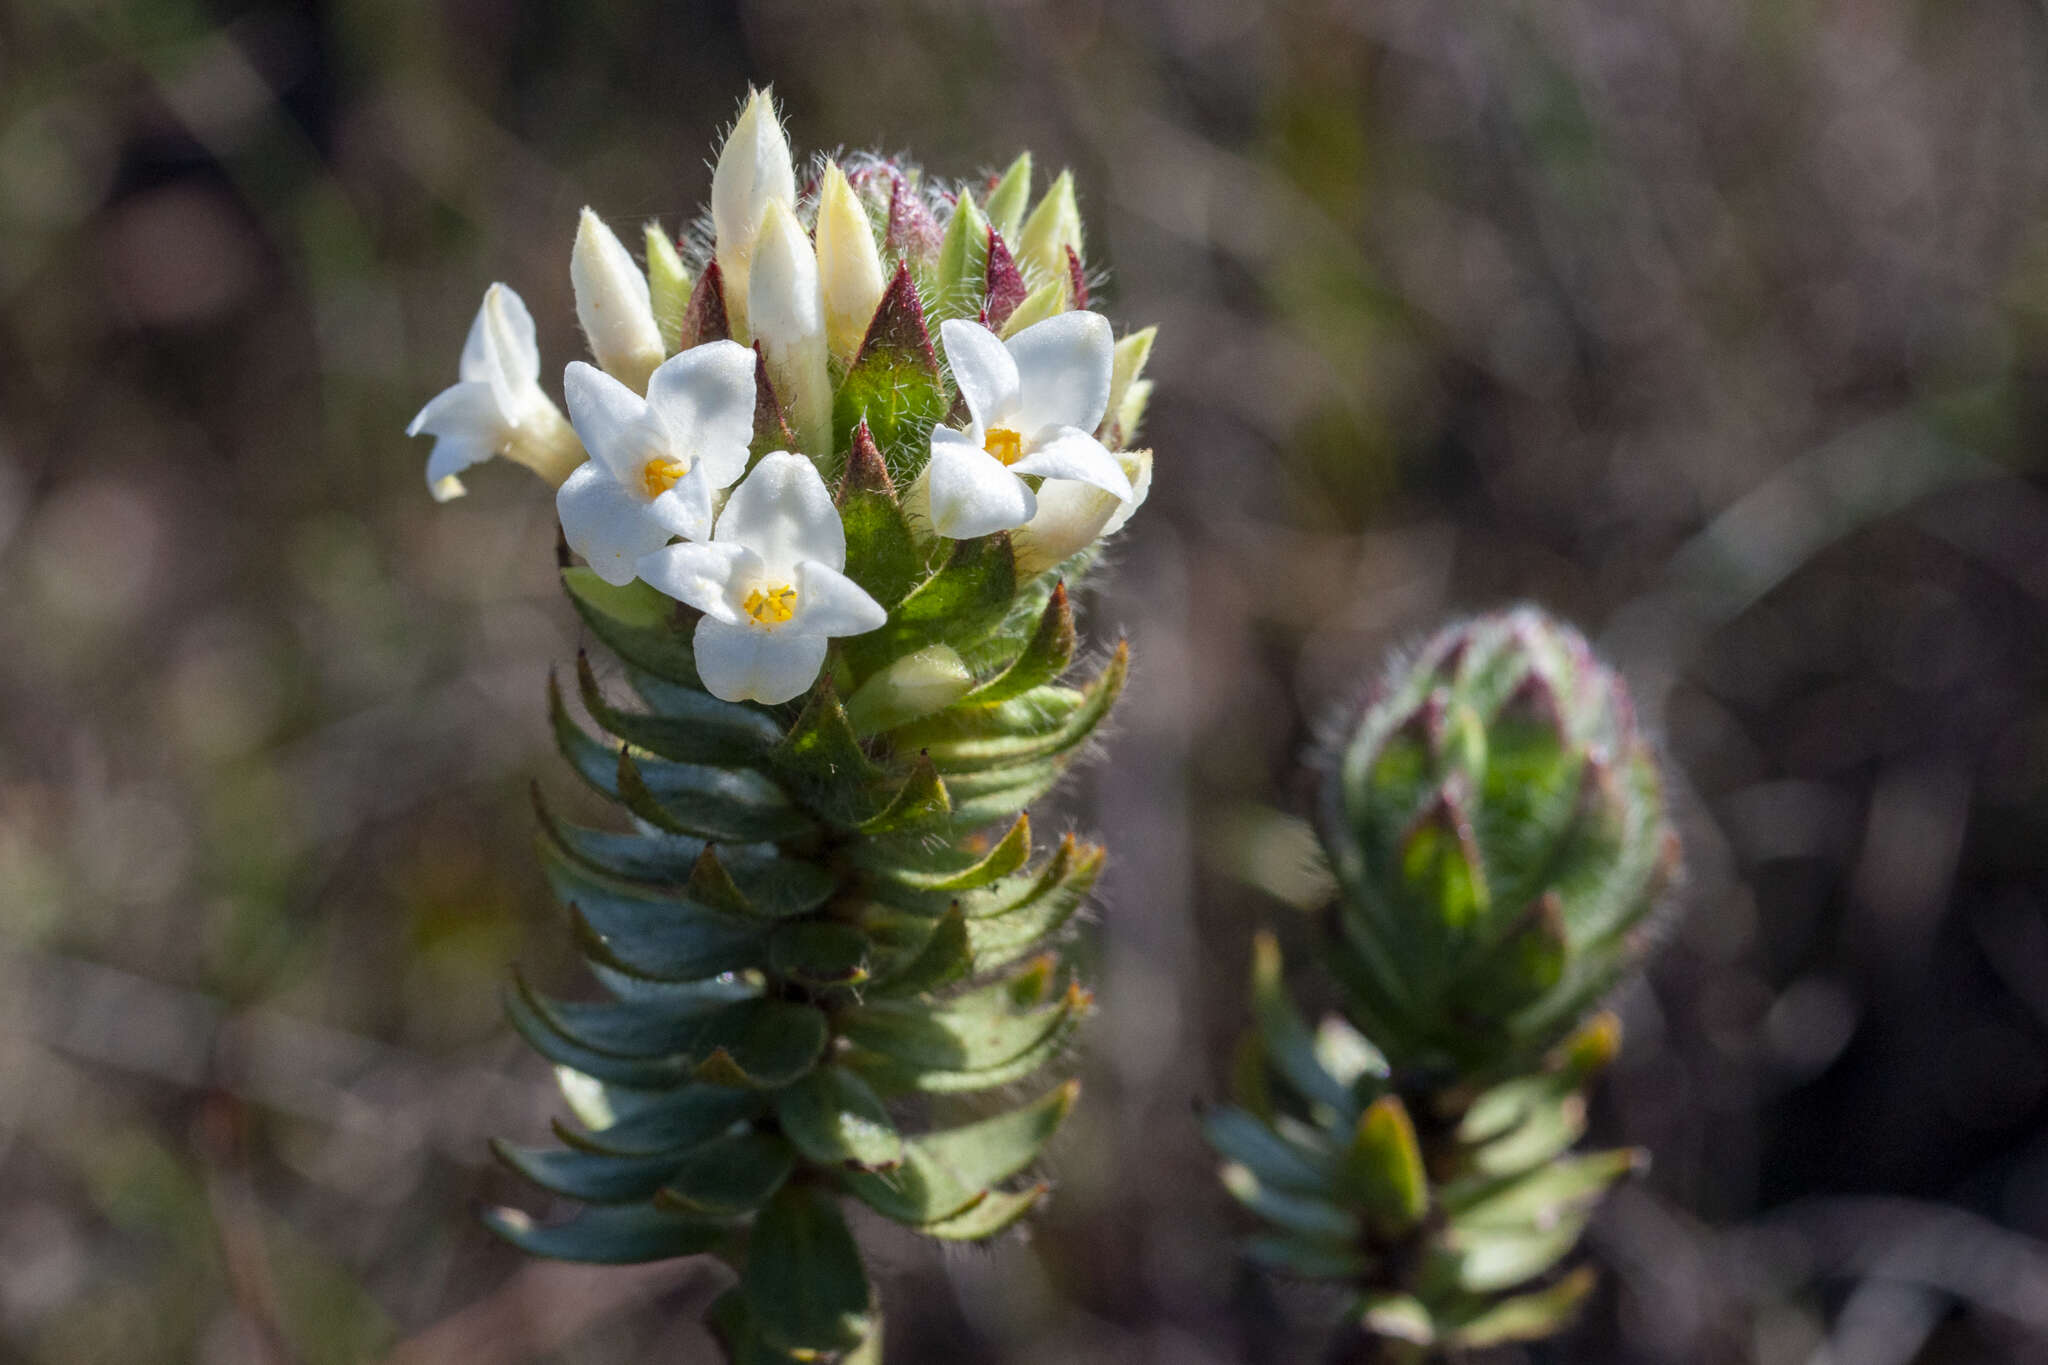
xmin=1016 ymin=169 xmax=1082 ymax=282
xmin=815 ymin=161 xmax=887 ymax=366
xmin=748 ymin=199 xmax=832 ymax=455
xmin=844 ymin=645 xmax=974 ymax=734
xmin=571 ymin=208 xmax=663 ymax=392
xmin=711 ymin=87 xmax=797 ymax=342
xmin=643 ymin=222 xmax=691 ymax=356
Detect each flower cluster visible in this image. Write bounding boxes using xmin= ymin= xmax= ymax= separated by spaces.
xmin=408 ymin=87 xmax=1155 ymax=706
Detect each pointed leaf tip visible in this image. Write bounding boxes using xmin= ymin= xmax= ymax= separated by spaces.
xmin=853 ymin=262 xmax=939 ymax=373
xmin=841 ymin=420 xmax=895 ymax=501
xmin=1064 ymin=244 xmax=1089 ymax=310
xmin=984 ymin=229 xmax=1027 ymax=333
xmin=682 ymin=258 xmax=730 ymax=349
xmin=751 ymin=343 xmax=797 ymax=454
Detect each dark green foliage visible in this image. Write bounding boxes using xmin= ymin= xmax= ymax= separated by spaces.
xmin=1212 ymin=609 xmax=1678 ymax=1356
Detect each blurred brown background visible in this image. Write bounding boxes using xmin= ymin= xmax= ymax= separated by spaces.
xmin=7 ymin=0 xmax=2048 ymax=1360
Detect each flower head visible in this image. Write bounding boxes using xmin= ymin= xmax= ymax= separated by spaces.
xmin=407 ymin=284 xmax=580 ymax=500
xmin=923 ymin=312 xmax=1133 ymax=540
xmin=638 ymin=452 xmax=886 ymax=704
xmin=556 ymin=339 xmax=755 ymax=585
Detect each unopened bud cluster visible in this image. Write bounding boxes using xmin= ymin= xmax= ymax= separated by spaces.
xmin=406 ymin=89 xmax=1157 ymax=1361
xmin=1211 ymin=609 xmax=1679 ymax=1356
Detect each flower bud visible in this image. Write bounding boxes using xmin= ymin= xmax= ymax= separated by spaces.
xmin=985 ymin=150 xmax=1033 ymax=244
xmin=1016 ymin=169 xmax=1082 ymax=283
xmin=643 ymin=222 xmax=691 ymax=356
xmin=1318 ymin=608 xmax=1679 ymax=1073
xmin=712 ymin=87 xmax=797 ymax=342
xmin=815 ymin=161 xmax=886 ymax=368
xmin=748 ymin=199 xmax=832 ymax=455
xmin=572 ymin=208 xmax=664 ymax=393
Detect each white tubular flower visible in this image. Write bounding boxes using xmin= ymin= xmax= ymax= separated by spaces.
xmin=572 ymin=208 xmax=666 ymax=393
xmin=748 ymin=199 xmax=833 ymax=455
xmin=638 ymin=452 xmax=886 ymax=705
xmin=1012 ymin=447 xmax=1153 ymax=577
xmin=815 ymin=160 xmax=886 ymax=367
xmin=922 ymin=312 xmax=1133 ymax=540
xmin=711 ymin=87 xmax=797 ymax=343
xmin=556 ymin=339 xmax=755 ymax=586
xmin=407 ymin=283 xmax=581 ymax=500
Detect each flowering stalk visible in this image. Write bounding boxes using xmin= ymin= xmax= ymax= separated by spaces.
xmin=1208 ymin=609 xmax=1680 ymax=1360
xmin=407 ymin=90 xmax=1155 ymax=1360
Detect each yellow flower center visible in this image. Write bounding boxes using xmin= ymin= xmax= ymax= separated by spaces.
xmin=743 ymin=582 xmax=798 ymax=628
xmin=983 ymin=427 xmax=1024 ymax=466
xmin=642 ymin=456 xmax=689 ymax=499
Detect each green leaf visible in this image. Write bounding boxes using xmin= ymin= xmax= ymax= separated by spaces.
xmin=923 ymin=1184 xmax=1046 ymax=1240
xmin=656 ymin=1131 xmax=798 ymax=1216
xmin=843 ymin=534 xmax=1018 ymax=679
xmin=1103 ymin=327 xmax=1157 ymax=445
xmin=616 ymin=748 xmax=813 ymax=844
xmin=984 ymin=151 xmax=1033 ymax=243
xmin=491 ymin=1140 xmax=691 ymax=1205
xmin=932 ymin=189 xmax=991 ymax=321
xmin=964 ymin=838 xmax=1101 ymax=969
xmin=1439 ymin=1214 xmax=1591 ymax=1294
xmin=857 ymin=754 xmax=951 ymax=834
xmin=516 ymin=972 xmax=723 ymax=1059
xmin=1339 ymin=1096 xmax=1429 ymax=1236
xmin=1446 ymin=1267 xmax=1597 ymax=1348
xmin=837 ymin=420 xmax=923 ymax=613
xmin=744 ymin=1186 xmax=873 ymax=1354
xmin=1359 ymin=1293 xmax=1436 ymax=1346
xmin=843 ymin=982 xmax=1086 ymax=1093
xmin=832 ymin=263 xmax=945 ymax=472
xmin=853 ymin=813 xmax=1032 ymax=891
xmin=913 ymin=644 xmax=1126 ymax=773
xmin=687 ymin=999 xmax=831 ymax=1089
xmin=941 ymin=759 xmax=1067 ymax=828
xmin=999 ymin=277 xmax=1066 ymax=338
xmin=562 ymin=567 xmax=699 ymax=687
xmin=553 ymin=1082 xmax=766 ymax=1158
xmin=533 ymin=783 xmax=713 ymax=884
xmin=1397 ymin=784 xmax=1490 ymax=936
xmin=1201 ymin=1107 xmax=1334 ymax=1196
xmin=840 ymin=1081 xmax=1076 ymax=1224
xmin=1443 ymin=1148 xmax=1641 ymax=1227
xmin=775 ymin=1067 xmax=905 ymax=1170
xmin=867 ymin=904 xmax=973 ymax=997
xmin=767 ymin=919 xmax=872 ymax=988
xmin=482 ymin=1203 xmax=728 ymax=1265
xmin=503 ymin=983 xmax=689 ymax=1089
xmin=838 ymin=987 xmax=1080 ymax=1074
xmin=540 ymin=842 xmax=768 ymax=981
xmin=772 ymin=682 xmax=885 ymax=827
xmin=1249 ymin=933 xmax=1358 ymax=1118
xmin=550 ymin=674 xmax=628 ymax=800
xmin=577 ymin=651 xmax=781 ymax=767
xmin=958 ymin=582 xmax=1075 ymax=706
xmin=1220 ymin=1163 xmax=1361 ymax=1242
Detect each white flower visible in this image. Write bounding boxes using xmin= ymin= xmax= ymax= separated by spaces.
xmin=637 ymin=452 xmax=886 ymax=704
xmin=407 ymin=283 xmax=580 ymax=500
xmin=922 ymin=312 xmax=1133 ymax=540
xmin=556 ymin=340 xmax=755 ymax=586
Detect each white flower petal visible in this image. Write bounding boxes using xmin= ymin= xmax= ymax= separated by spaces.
xmin=926 ymin=432 xmax=1035 ymax=539
xmin=462 ymin=284 xmax=541 ymax=415
xmin=1008 ymin=427 xmax=1132 ymax=498
xmin=647 ymin=461 xmax=717 ymax=542
xmin=572 ymin=209 xmax=664 ymax=390
xmin=940 ymin=318 xmax=1021 ymax=431
xmin=646 ymin=340 xmax=757 ymax=488
xmin=792 ymin=561 xmax=886 ymax=638
xmin=564 ymin=361 xmax=661 ymax=491
xmin=410 ymin=381 xmax=508 ymax=491
xmin=556 ymin=462 xmax=676 ymax=586
xmin=1012 ymin=478 xmax=1122 ymax=578
xmin=1006 ymin=310 xmax=1113 ymax=438
xmin=694 ymin=616 xmax=828 ymax=705
xmin=1100 ymin=448 xmax=1152 ymax=537
xmin=636 ymin=540 xmax=755 ymax=622
xmin=713 ymin=451 xmax=844 ymax=573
